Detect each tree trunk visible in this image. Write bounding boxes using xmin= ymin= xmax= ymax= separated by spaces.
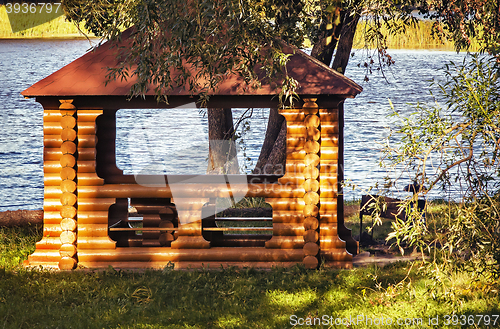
xmin=331 ymin=12 xmax=361 ymax=74
xmin=263 ymin=119 xmax=287 ymax=175
xmin=253 ymin=108 xmax=286 ymax=175
xmin=207 ymin=108 xmax=239 ymax=174
xmin=0 ymin=210 xmax=43 ymax=227
xmin=310 ymin=10 xmax=347 ymax=66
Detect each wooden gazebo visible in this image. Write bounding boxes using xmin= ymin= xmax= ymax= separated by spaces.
xmin=22 ymin=32 xmax=362 ymax=270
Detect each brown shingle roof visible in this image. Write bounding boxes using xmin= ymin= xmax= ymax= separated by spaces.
xmin=21 ymin=30 xmax=362 ymax=98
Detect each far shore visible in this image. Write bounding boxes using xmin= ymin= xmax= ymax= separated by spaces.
xmin=0 ymin=4 xmax=95 ymax=40
xmin=0 ymin=34 xmax=97 ymax=40
xmin=0 ymin=4 xmax=471 ymax=51
xmin=0 ymin=33 xmax=460 ymax=53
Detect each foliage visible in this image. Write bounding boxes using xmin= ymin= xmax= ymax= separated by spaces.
xmin=57 ymin=0 xmax=500 ymax=106
xmin=352 ymin=0 xmax=420 ymax=48
xmin=381 ymin=55 xmax=500 ymax=278
xmin=0 ymin=5 xmax=482 ymax=53
xmin=56 ymin=0 xmax=500 ymax=120
xmin=59 ymin=0 xmax=433 ymax=106
xmin=233 ymin=197 xmax=270 ymax=209
xmin=427 ymin=0 xmax=500 ymax=56
xmin=62 ymin=0 xmax=310 ymax=106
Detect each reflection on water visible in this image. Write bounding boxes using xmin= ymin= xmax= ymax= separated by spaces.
xmin=0 ymin=39 xmax=469 ymax=210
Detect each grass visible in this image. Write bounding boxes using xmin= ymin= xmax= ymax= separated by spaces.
xmin=344 ymin=203 xmax=394 ymax=243
xmin=353 ymin=20 xmax=482 ymax=51
xmin=1 ymin=252 xmax=499 ymax=328
xmin=0 ymin=225 xmax=41 ymax=269
xmin=1 ymin=203 xmax=499 ymax=328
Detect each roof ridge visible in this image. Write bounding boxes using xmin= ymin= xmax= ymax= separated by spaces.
xmin=284 ymin=42 xmax=363 ymax=93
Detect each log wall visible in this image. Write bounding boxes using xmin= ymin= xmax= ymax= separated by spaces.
xmin=76 ymin=108 xmax=116 ymax=252
xmin=335 ymin=104 xmax=358 ymax=255
xmin=302 ymin=99 xmax=321 ymax=269
xmin=27 ymin=99 xmax=354 ymax=269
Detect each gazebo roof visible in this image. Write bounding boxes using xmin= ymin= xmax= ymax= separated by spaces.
xmin=21 ymin=30 xmax=362 ymax=100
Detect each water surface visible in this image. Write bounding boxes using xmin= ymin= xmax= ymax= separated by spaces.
xmin=0 ymin=39 xmax=468 ymax=210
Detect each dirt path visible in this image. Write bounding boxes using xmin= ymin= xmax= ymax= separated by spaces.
xmin=0 ymin=210 xmax=43 ymax=227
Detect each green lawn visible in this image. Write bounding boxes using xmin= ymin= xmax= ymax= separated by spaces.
xmin=1 ymin=205 xmax=499 ymax=328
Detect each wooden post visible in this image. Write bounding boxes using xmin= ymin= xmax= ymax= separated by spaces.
xmin=58 ymin=100 xmax=78 ymax=270
xmin=335 ymin=102 xmax=358 ymax=255
xmin=95 ymin=110 xmax=124 ymax=180
xmin=318 ymin=103 xmax=353 ymax=267
xmin=170 ymin=197 xmax=210 ymax=249
xmin=302 ymin=99 xmax=320 ymax=269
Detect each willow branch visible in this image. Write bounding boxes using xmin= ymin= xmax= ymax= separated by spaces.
xmin=427 ymin=129 xmax=478 ymax=191
xmin=420 ymin=122 xmax=471 ymax=186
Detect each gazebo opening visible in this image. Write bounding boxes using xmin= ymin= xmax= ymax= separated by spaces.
xmin=114 ymin=107 xmax=276 ymax=175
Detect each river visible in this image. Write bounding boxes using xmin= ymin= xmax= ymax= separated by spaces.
xmin=0 ymin=39 xmax=469 ymax=210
